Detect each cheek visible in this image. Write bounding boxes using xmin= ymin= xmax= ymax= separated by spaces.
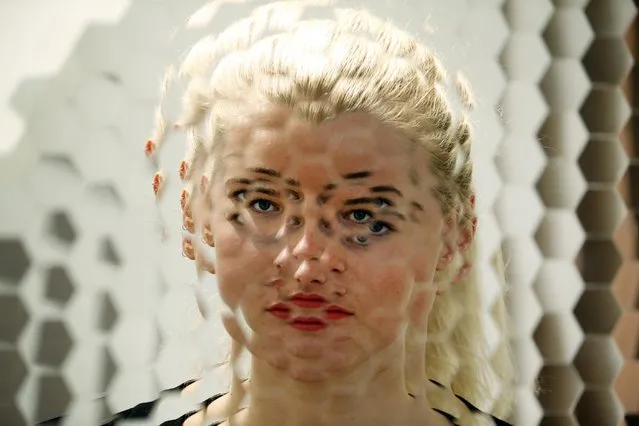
xmin=213 ymin=218 xmax=274 ymax=309
xmin=355 ymin=263 xmax=413 ymax=319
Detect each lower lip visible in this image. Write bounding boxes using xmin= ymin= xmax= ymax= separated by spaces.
xmin=267 ymin=309 xmax=291 ymax=320
xmin=326 ymin=311 xmax=353 ymax=320
xmin=290 ymin=321 xmax=327 ymax=332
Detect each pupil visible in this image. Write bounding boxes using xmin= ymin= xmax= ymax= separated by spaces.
xmin=370 ymin=222 xmax=383 ymax=233
xmin=354 ymin=210 xmax=367 ymax=221
xmin=258 ymin=200 xmax=270 ymax=210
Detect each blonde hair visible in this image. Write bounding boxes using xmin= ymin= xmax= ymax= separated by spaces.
xmin=147 ymin=1 xmax=514 ymax=424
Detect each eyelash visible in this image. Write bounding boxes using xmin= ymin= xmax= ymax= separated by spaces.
xmin=229 ymin=190 xmax=396 ymax=239
xmin=344 ymin=209 xmax=395 ymax=237
xmin=232 ymin=190 xmax=281 ymax=215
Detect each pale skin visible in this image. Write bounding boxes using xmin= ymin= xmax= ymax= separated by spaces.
xmin=185 ymin=105 xmax=460 ymax=426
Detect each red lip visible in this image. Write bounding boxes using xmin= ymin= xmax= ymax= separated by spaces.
xmin=266 ymin=303 xmax=291 ymax=320
xmin=289 ymin=292 xmax=328 ymax=309
xmin=325 ymin=305 xmax=354 ymax=320
xmin=290 ymin=316 xmax=327 ymax=332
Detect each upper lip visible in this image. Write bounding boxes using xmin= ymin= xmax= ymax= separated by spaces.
xmin=290 ymin=292 xmax=328 ymax=302
xmin=266 ymin=293 xmax=353 ymax=315
xmin=289 ymin=292 xmax=328 ymax=309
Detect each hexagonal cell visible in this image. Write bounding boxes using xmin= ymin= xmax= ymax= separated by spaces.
xmin=462 ymin=61 xmax=507 ymax=113
xmin=512 ymin=388 xmax=543 ymax=426
xmin=577 ymin=189 xmax=625 ymax=238
xmin=110 ymin=318 xmax=158 ymax=367
xmin=535 ymin=210 xmax=585 ymax=259
xmin=36 ymin=374 xmax=71 ymax=423
xmin=45 ymin=210 xmax=78 ymax=248
xmin=27 ymin=154 xmax=84 ymax=209
xmin=540 ymin=59 xmax=590 ymax=110
xmin=576 ymin=240 xmax=622 ymax=284
xmin=574 ymin=288 xmax=622 ymax=334
xmin=36 ymin=320 xmax=73 ymax=368
xmin=101 ymin=346 xmax=117 ymax=393
xmin=0 ymin=348 xmax=28 ymax=404
xmin=533 ymin=313 xmax=584 ymax=364
xmin=580 ymin=87 xmax=632 ymax=134
xmin=579 ymin=138 xmax=629 ymax=183
xmin=611 ymin=261 xmax=639 ymax=312
xmin=500 ymin=83 xmax=547 ymax=135
xmin=536 ymin=158 xmax=587 ymax=209
xmin=0 ymin=401 xmax=26 ymax=426
xmin=44 ymin=265 xmax=76 ymax=306
xmin=537 ymin=365 xmax=584 ymax=413
xmin=457 ymin=7 xmax=508 ymax=60
xmin=71 ymin=73 xmax=130 ymax=128
xmin=575 ymin=390 xmax=623 ymax=426
xmin=10 ymin=75 xmax=52 ymax=118
xmin=506 ymin=280 xmax=543 ymax=337
xmin=98 ymin=291 xmax=118 ymax=332
xmin=574 ymin=336 xmax=623 ymax=387
xmin=539 ymin=415 xmax=578 ymax=426
xmin=501 ymin=0 xmax=553 ymax=32
xmin=0 ymin=294 xmax=29 ymax=344
xmin=533 ymin=260 xmax=583 ymax=312
xmin=537 ymin=112 xmax=589 ymax=159
xmin=501 ymin=237 xmax=544 ymax=290
xmin=86 ymin=183 xmax=125 ymax=216
xmin=543 ymin=8 xmax=593 ymax=58
xmin=99 ymin=237 xmax=122 ymax=267
xmin=499 ymin=33 xmax=550 ymax=82
xmin=22 ymin=93 xmax=89 ymax=154
xmin=495 ymin=135 xmax=547 ymax=185
xmin=494 ymin=186 xmax=545 ymax=238
xmin=511 ymin=337 xmax=543 ymax=386
xmin=585 ymin=0 xmax=636 ymax=36
xmin=583 ymin=37 xmax=633 ymax=84
xmin=0 ymin=239 xmax=31 ymax=286
xmin=106 ymin=369 xmax=158 ymax=415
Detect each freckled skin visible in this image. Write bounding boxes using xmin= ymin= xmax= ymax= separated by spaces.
xmin=209 ymin=107 xmax=448 ymax=381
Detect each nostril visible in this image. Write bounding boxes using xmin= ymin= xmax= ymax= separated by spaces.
xmin=331 ymin=268 xmax=341 ymax=273
xmin=311 ymin=279 xmax=322 ymax=285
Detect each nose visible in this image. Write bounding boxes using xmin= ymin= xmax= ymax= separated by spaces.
xmin=273 ymin=223 xmax=346 ymax=282
xmin=291 ymin=228 xmax=324 ymax=262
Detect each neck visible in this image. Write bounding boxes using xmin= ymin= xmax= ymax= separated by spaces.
xmin=241 ymin=341 xmax=437 ymax=426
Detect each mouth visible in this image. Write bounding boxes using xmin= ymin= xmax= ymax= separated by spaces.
xmin=289 ymin=292 xmax=328 ymax=309
xmin=289 ymin=316 xmax=327 ymax=332
xmin=266 ymin=303 xmax=291 ymax=320
xmin=325 ymin=305 xmax=354 ymax=320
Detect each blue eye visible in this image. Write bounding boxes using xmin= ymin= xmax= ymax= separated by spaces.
xmin=250 ymin=199 xmax=280 ymax=213
xmin=369 ymin=221 xmax=392 ymax=235
xmin=348 ymin=209 xmax=372 ymax=223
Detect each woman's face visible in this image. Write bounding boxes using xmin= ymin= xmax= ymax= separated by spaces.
xmin=208 ymin=106 xmax=448 ymax=381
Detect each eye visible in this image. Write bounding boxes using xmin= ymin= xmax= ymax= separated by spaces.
xmin=347 ymin=209 xmax=372 ymax=224
xmin=231 ymin=189 xmax=247 ymax=201
xmin=286 ymin=190 xmax=302 ymax=202
xmin=369 ymin=221 xmax=393 ymax=236
xmin=374 ymin=198 xmax=393 ymax=208
xmin=351 ymin=235 xmax=370 ymax=246
xmin=249 ymin=199 xmax=280 ymax=214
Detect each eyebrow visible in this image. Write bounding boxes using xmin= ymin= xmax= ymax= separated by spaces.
xmin=342 ymin=171 xmax=372 ymax=180
xmin=253 ymin=187 xmax=280 ymax=197
xmin=370 ymin=185 xmax=403 ymax=197
xmin=248 ymin=167 xmax=281 ymax=178
xmin=344 ymin=197 xmax=395 ymax=208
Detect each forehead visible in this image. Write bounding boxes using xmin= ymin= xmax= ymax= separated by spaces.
xmin=221 ymin=108 xmax=420 ymax=188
